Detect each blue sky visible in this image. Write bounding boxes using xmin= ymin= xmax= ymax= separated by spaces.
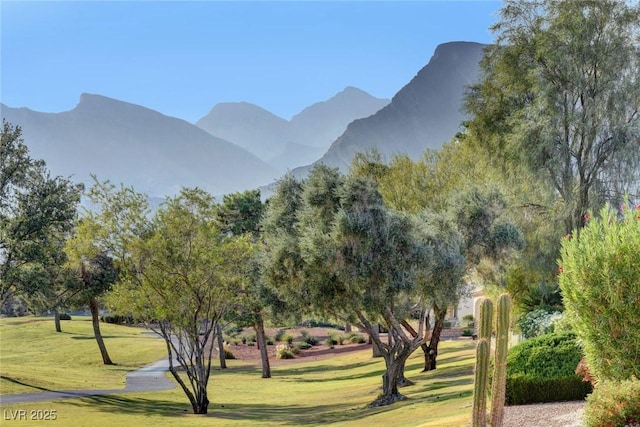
xmin=1 ymin=1 xmax=501 ymax=122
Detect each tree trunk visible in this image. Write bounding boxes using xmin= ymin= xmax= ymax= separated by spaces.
xmin=54 ymin=308 xmax=62 ymax=333
xmin=423 ymin=306 xmax=447 ymax=372
xmin=89 ymin=298 xmax=114 ymax=365
xmin=371 ymin=324 xmax=383 ymax=358
xmin=192 ymin=382 xmax=209 ymax=414
xmin=345 ymin=323 xmax=352 ymax=333
xmin=254 ymin=315 xmax=271 ymax=378
xmin=216 ymin=324 xmax=227 ymax=369
xmin=371 ymin=350 xmax=412 ymax=407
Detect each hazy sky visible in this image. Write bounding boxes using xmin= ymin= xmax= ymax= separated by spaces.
xmin=1 ymin=1 xmax=501 ymax=122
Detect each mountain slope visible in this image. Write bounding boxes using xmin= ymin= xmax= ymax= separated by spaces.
xmin=195 ymin=87 xmax=389 ymax=171
xmin=1 ymin=94 xmax=278 ymax=197
xmin=195 ymin=102 xmax=290 ymax=162
xmin=309 ymin=41 xmax=486 ymax=171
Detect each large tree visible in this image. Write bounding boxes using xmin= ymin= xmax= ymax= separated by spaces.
xmin=465 ymin=0 xmax=640 ymax=233
xmin=1 ymin=121 xmax=82 ymax=309
xmin=64 ymin=178 xmax=149 ymax=365
xmin=109 ymin=188 xmax=252 ymax=414
xmin=262 ymin=167 xmax=433 ymax=406
xmin=215 ymin=189 xmax=277 ymax=378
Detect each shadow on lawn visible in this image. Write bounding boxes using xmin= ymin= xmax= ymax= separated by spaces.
xmin=1 ymin=375 xmax=54 ymax=393
xmin=64 ymin=394 xmax=190 ymax=417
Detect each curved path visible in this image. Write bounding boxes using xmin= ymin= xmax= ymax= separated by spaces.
xmin=0 ymin=357 xmax=175 ymax=405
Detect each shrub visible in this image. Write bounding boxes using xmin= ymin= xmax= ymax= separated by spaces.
xmin=265 ymin=336 xmax=275 ymax=346
xmin=223 ymin=347 xmax=236 ymax=360
xmin=100 ymin=315 xmax=132 ymax=324
xmin=559 ymin=203 xmax=640 ymax=381
xmin=300 ymin=319 xmax=345 ymax=330
xmin=282 ymin=333 xmax=294 ymax=344
xmin=275 ymin=344 xmax=295 ymax=359
xmin=324 ymin=337 xmax=336 ymax=348
xmin=295 ymin=342 xmax=312 ymax=351
xmin=348 ymin=334 xmax=366 ymax=344
xmin=273 ymin=328 xmax=287 ymax=342
xmin=303 ymin=335 xmax=318 ymax=346
xmin=516 ymin=308 xmax=562 ymax=339
xmin=505 ymin=332 xmax=591 ymax=404
xmin=505 ymin=375 xmax=592 ymax=405
xmin=224 ymin=325 xmax=242 ymax=337
xmin=329 ymin=334 xmax=344 ymax=345
xmin=59 ymin=313 xmax=71 ymax=321
xmin=584 ymin=379 xmax=640 ymax=427
xmin=462 ymin=329 xmax=474 ymax=337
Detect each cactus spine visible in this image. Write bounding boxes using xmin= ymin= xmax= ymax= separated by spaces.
xmin=472 ymin=298 xmax=493 ymax=427
xmin=490 ymin=293 xmax=511 ymax=427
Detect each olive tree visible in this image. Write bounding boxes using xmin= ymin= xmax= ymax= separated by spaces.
xmin=262 ymin=167 xmax=432 ymax=406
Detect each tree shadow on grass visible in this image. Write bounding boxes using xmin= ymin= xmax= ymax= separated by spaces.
xmin=1 ymin=375 xmax=55 ymax=393
xmin=64 ymin=394 xmax=190 ymax=417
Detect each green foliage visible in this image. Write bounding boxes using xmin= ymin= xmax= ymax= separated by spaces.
xmin=507 ymin=332 xmax=582 ymax=379
xmin=294 ymin=342 xmax=312 ymax=351
xmin=273 ymin=329 xmax=287 ymax=342
xmin=58 ymin=313 xmax=71 ymax=321
xmin=505 ymin=332 xmax=590 ymax=404
xmin=282 ymin=333 xmax=294 ymax=344
xmin=465 ymin=0 xmax=640 ymax=233
xmin=505 ymin=375 xmax=592 ymax=405
xmin=216 ymin=189 xmax=263 ymax=238
xmin=1 ymin=121 xmax=83 ymax=310
xmin=559 ymin=204 xmax=640 ymax=381
xmin=584 ymin=379 xmax=640 ymax=427
xmin=100 ymin=314 xmax=132 ymax=324
xmin=517 ymin=308 xmax=562 ymax=339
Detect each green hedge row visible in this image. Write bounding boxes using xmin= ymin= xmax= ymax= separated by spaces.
xmin=506 ymin=374 xmax=592 ymax=405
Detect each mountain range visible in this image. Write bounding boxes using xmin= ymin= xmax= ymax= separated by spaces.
xmin=1 ymin=41 xmax=487 ymax=199
xmin=195 ymin=86 xmax=389 ymax=171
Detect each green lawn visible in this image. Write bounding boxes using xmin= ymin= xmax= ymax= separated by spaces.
xmin=0 ymin=316 xmax=166 ymax=394
xmin=0 ymin=317 xmax=475 ymax=426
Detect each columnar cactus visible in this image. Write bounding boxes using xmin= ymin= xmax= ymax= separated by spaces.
xmin=490 ymin=293 xmax=511 ymax=427
xmin=472 ymin=298 xmax=493 ymax=427
xmin=472 ymin=338 xmax=491 ymax=427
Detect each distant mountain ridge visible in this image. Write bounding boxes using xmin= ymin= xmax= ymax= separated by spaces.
xmin=2 ymin=41 xmax=488 ymax=200
xmin=297 ymin=41 xmax=487 ymax=174
xmin=1 ymin=94 xmax=278 ymax=198
xmin=196 ymin=86 xmax=389 ymax=171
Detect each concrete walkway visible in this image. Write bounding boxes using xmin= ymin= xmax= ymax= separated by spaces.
xmin=0 ymin=357 xmax=175 ymax=405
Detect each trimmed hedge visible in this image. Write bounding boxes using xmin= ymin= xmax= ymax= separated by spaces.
xmin=506 ymin=374 xmax=592 ymax=405
xmin=505 ymin=332 xmax=592 ymax=405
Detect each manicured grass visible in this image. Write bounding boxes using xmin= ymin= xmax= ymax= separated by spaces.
xmin=0 ymin=318 xmax=475 ymax=427
xmin=0 ymin=316 xmax=166 ymax=394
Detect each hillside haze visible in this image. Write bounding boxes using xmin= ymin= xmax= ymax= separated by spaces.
xmin=196 ymin=87 xmax=389 ymax=171
xmin=1 ymin=94 xmax=278 ymax=198
xmin=300 ymin=41 xmax=487 ymax=173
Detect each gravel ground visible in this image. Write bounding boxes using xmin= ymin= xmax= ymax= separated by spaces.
xmin=503 ymin=401 xmax=585 ymax=427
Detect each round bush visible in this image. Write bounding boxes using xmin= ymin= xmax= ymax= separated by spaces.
xmin=505 ymin=332 xmax=591 ymax=404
